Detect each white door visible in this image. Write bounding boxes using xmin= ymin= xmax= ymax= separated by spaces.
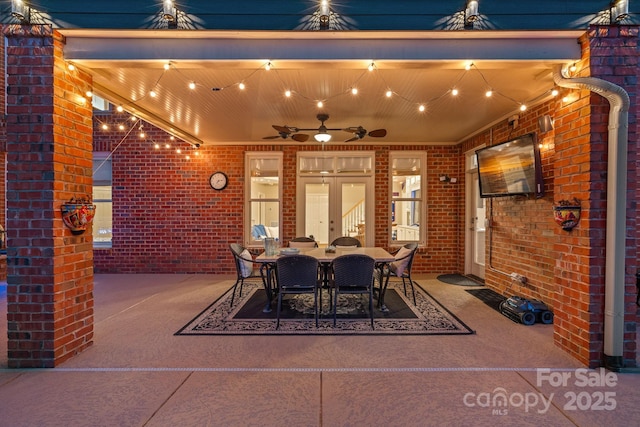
xmin=298 ymin=177 xmax=371 ymax=246
xmin=466 ymin=170 xmax=486 ymax=279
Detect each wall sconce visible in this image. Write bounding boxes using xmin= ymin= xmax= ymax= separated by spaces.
xmin=319 ymin=0 xmax=331 ymax=29
xmin=611 ymin=0 xmax=629 ymax=23
xmin=538 ymin=115 xmax=554 ymax=133
xmin=439 ymin=175 xmax=458 ymax=184
xmin=163 ymin=0 xmax=178 ymax=28
xmin=465 ymin=0 xmax=479 ymax=26
xmin=11 ymin=0 xmax=30 ymax=23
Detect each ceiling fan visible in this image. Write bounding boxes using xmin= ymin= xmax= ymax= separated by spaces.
xmin=263 ymin=113 xmax=387 ymax=143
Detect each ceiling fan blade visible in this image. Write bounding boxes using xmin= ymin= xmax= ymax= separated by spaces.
xmin=368 ymin=129 xmax=387 ymax=138
xmin=272 ymin=125 xmax=290 ymax=133
xmin=342 ymin=127 xmax=360 ymax=133
xmin=263 ymin=135 xmax=282 ymax=139
xmin=344 ymin=136 xmax=359 ymax=142
xmin=292 ymin=133 xmax=310 ymax=142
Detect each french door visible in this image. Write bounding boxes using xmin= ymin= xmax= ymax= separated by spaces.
xmin=298 ymin=176 xmax=372 ymax=247
xmin=466 ymin=159 xmax=486 ymax=279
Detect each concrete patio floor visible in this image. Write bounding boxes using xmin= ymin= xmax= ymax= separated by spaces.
xmin=1 ymin=274 xmax=639 ymax=426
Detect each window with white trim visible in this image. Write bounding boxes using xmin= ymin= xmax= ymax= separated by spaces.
xmin=390 ymin=152 xmax=426 ymax=245
xmin=92 ymin=152 xmax=112 ymax=247
xmin=246 ymin=152 xmax=283 ymax=246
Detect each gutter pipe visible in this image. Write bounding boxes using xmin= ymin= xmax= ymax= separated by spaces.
xmin=552 ymin=65 xmax=629 ymax=371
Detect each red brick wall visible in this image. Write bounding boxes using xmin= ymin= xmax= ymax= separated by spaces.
xmin=4 ymin=26 xmax=94 ymax=368
xmin=93 ymin=119 xmax=461 ymax=274
xmin=1 ymin=25 xmax=6 ymax=281
xmin=583 ymin=26 xmax=639 ymax=367
xmin=460 ymin=104 xmax=558 ymax=302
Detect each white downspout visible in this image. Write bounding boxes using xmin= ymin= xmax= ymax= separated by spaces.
xmin=552 ymin=65 xmax=629 ymax=370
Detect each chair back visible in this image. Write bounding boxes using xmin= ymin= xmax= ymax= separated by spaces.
xmin=332 ymin=254 xmax=375 ymax=289
xmin=230 ymin=243 xmax=254 ymax=278
xmin=403 ymin=242 xmax=418 ymax=272
xmin=276 ymin=254 xmax=319 ymax=290
xmin=390 ymin=242 xmax=418 ymax=276
xmin=330 ymin=236 xmax=362 ymax=248
xmin=229 ymin=243 xmax=243 ymax=275
xmin=289 ymin=237 xmax=318 ymax=248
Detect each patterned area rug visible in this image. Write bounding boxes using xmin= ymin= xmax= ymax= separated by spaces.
xmin=176 ymin=281 xmax=474 ymax=336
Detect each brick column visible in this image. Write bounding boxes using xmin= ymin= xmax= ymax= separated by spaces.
xmin=4 ymin=25 xmax=94 ymax=368
xmin=553 ymin=26 xmax=639 ymax=368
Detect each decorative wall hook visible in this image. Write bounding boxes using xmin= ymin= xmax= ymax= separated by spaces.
xmin=553 ymin=198 xmax=581 ymax=231
xmin=61 ymin=196 xmax=96 ymax=235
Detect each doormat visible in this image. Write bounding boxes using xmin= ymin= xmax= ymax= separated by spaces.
xmin=176 ymin=280 xmax=474 ymax=336
xmin=465 ymin=288 xmax=506 ymax=313
xmin=437 ymin=274 xmax=485 ymax=287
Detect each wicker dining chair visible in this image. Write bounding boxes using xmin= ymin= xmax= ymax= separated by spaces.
xmin=289 ymin=236 xmax=318 ymax=248
xmin=275 ymin=254 xmax=321 ymax=329
xmin=330 ymin=254 xmax=376 ymax=329
xmin=380 ymin=242 xmax=418 ymax=305
xmin=229 ymin=243 xmax=263 ymax=307
xmin=330 ymin=236 xmax=362 ymax=247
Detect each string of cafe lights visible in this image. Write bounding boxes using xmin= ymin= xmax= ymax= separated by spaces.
xmin=70 ymin=58 xmax=567 ymax=164
xmin=65 ymin=61 xmax=200 ymax=162
xmin=134 ymin=59 xmax=561 ymax=115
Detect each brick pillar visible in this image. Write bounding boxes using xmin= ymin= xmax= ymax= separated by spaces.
xmin=4 ymin=25 xmax=94 ymax=368
xmin=553 ymin=26 xmax=639 ymax=368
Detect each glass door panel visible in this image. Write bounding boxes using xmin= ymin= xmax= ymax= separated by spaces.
xmin=303 ymin=182 xmax=330 ymax=245
xmin=470 ymin=172 xmax=486 ymax=278
xmin=299 ymin=177 xmax=372 ymax=247
xmin=340 ymin=181 xmax=366 ymax=246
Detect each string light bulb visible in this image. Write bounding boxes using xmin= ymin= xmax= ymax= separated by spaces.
xmin=385 ymin=90 xmax=393 ymax=98
xmin=285 ymin=90 xmax=291 ymax=97
xmin=188 ymin=81 xmax=196 ymax=90
xmin=520 ymin=104 xmax=527 ymax=111
xmin=451 ymin=88 xmax=459 ymax=96
xmin=238 ymin=82 xmax=246 ymax=90
xmin=317 ymin=101 xmax=324 ymax=108
xmin=368 ymin=62 xmax=375 ymax=72
xmin=485 ymin=90 xmax=492 ymax=97
xmin=351 ymin=87 xmax=358 ymax=95
xmin=116 ymin=105 xmax=124 ymax=112
xmin=551 ymin=89 xmax=559 ymax=97
xmin=67 ymin=63 xmax=75 ymax=71
xmin=265 ymin=62 xmax=271 ymax=71
xmin=149 ymin=90 xmax=157 ymax=98
xmin=418 ymin=104 xmax=426 ymax=112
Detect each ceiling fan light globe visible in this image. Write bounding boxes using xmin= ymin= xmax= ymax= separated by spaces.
xmin=314 ymin=133 xmax=331 ymax=143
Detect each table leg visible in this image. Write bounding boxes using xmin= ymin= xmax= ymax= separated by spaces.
xmin=376 ymin=263 xmax=390 ymax=313
xmin=260 ymin=263 xmax=275 ymax=313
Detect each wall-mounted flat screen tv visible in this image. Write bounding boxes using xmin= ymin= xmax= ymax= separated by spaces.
xmin=475 ymin=132 xmax=544 ymax=198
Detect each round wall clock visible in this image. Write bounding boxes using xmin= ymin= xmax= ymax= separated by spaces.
xmin=209 ymin=171 xmax=228 ymax=190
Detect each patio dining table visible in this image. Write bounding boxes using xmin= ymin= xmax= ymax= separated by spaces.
xmin=255 ymin=246 xmax=396 ymax=313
